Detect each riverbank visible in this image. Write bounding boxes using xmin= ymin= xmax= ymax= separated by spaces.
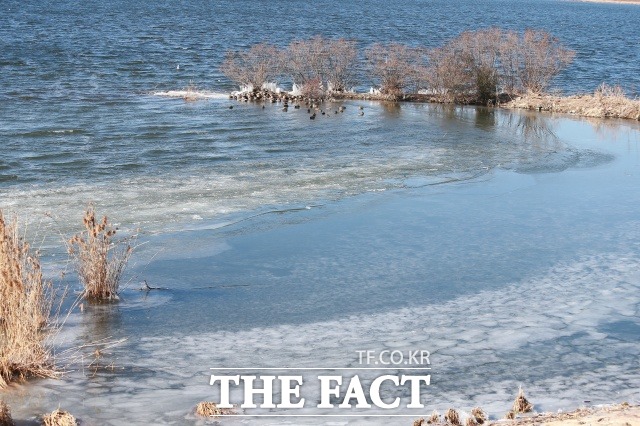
xmin=502 ymin=85 xmax=640 ymax=120
xmin=486 ymin=403 xmax=640 ymax=425
xmin=217 ymin=86 xmax=640 ymax=122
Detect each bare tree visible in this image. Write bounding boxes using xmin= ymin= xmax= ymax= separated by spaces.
xmin=518 ymin=29 xmax=575 ymax=93
xmin=427 ymin=29 xmax=502 ymax=104
xmin=323 ymin=38 xmax=358 ymax=93
xmin=285 ymin=37 xmax=324 ymax=92
xmin=365 ymin=43 xmax=426 ymax=98
xmin=497 ymin=30 xmax=521 ymax=95
xmin=426 ymin=44 xmax=474 ymax=103
xmin=425 ymin=28 xmax=575 ymax=102
xmin=283 ymin=36 xmax=358 ymax=96
xmin=220 ymin=43 xmax=281 ymax=91
xmin=459 ymin=28 xmax=502 ymax=104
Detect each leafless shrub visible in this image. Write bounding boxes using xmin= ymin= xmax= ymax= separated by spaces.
xmin=498 ymin=31 xmax=522 ymax=95
xmin=426 ymin=44 xmax=474 ymax=103
xmin=518 ymin=29 xmax=574 ymax=93
xmin=426 ymin=28 xmax=574 ymax=102
xmin=0 ymin=211 xmax=57 ymax=388
xmin=365 ymin=43 xmax=426 ymax=99
xmin=322 ymin=38 xmax=358 ymax=93
xmin=68 ymin=206 xmax=133 ymax=303
xmin=221 ymin=43 xmax=281 ymax=91
xmin=284 ymin=36 xmax=358 ymax=96
xmin=427 ymin=28 xmax=502 ymax=104
xmin=42 ymin=409 xmax=77 ymax=426
xmin=299 ymin=76 xmax=324 ymax=99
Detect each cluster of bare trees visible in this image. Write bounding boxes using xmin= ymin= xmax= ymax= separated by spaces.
xmin=221 ymin=36 xmax=358 ymax=97
xmin=426 ymin=29 xmax=575 ymax=103
xmin=221 ymin=29 xmax=575 ymax=103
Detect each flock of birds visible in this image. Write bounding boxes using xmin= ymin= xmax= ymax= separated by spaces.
xmin=229 ymin=100 xmax=366 ymax=119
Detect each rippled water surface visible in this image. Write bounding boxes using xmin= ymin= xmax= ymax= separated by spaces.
xmin=1 ymin=1 xmax=640 ymax=425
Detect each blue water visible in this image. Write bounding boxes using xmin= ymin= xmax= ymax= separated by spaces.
xmin=2 ymin=1 xmax=640 ymax=424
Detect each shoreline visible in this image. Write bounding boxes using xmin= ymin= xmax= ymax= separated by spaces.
xmin=219 ymin=87 xmax=640 ymax=122
xmin=486 ymin=403 xmax=640 ymax=425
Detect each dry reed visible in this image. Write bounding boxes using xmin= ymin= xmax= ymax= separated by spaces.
xmin=470 ymin=407 xmax=487 ymax=424
xmin=0 ymin=400 xmax=13 ymax=426
xmin=505 ymin=410 xmax=516 ymax=420
xmin=42 ymin=409 xmax=77 ymax=426
xmin=195 ymin=401 xmax=235 ymax=417
xmin=428 ymin=410 xmax=441 ymax=424
xmin=68 ymin=206 xmax=133 ymax=302
xmin=445 ymin=408 xmax=461 ymax=425
xmin=0 ymin=211 xmax=56 ymax=387
xmin=512 ymin=387 xmax=533 ymax=413
xmin=504 ymin=84 xmax=640 ymax=120
xmin=413 ymin=417 xmax=425 ymax=426
xmin=465 ymin=417 xmax=478 ymax=426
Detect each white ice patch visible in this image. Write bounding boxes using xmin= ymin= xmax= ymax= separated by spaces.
xmin=7 ymin=252 xmax=635 ymax=424
xmin=152 ymin=90 xmax=229 ymax=99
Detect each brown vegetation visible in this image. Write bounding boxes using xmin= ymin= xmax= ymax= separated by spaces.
xmin=0 ymin=400 xmax=13 ymax=426
xmin=365 ymin=43 xmax=426 ymax=99
xmin=504 ymin=83 xmax=640 ymax=119
xmin=195 ymin=401 xmax=235 ymax=417
xmin=42 ymin=409 xmax=77 ymax=426
xmin=221 ymin=43 xmax=281 ymax=90
xmin=428 ymin=410 xmax=441 ymax=424
xmin=221 ymin=36 xmax=358 ymax=97
xmin=0 ymin=211 xmax=56 ymax=388
xmin=220 ymin=32 xmax=640 ymax=122
xmin=470 ymin=407 xmax=487 ymax=424
xmin=222 ymin=29 xmax=574 ymax=105
xmin=427 ymin=28 xmax=574 ymax=104
xmin=68 ymin=206 xmax=133 ymax=302
xmin=285 ymin=36 xmax=358 ymax=95
xmin=444 ymin=408 xmax=461 ymax=425
xmin=492 ymin=403 xmax=640 ymax=426
xmin=512 ymin=387 xmax=533 ymax=414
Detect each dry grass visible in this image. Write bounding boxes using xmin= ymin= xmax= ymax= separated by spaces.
xmin=471 ymin=407 xmax=487 ymax=424
xmin=0 ymin=211 xmax=57 ymax=388
xmin=445 ymin=408 xmax=461 ymax=425
xmin=504 ymin=84 xmax=640 ymax=120
xmin=428 ymin=410 xmax=441 ymax=424
xmin=465 ymin=418 xmax=478 ymax=426
xmin=195 ymin=401 xmax=235 ymax=418
xmin=512 ymin=387 xmax=533 ymax=414
xmin=0 ymin=400 xmax=14 ymax=426
xmin=42 ymin=409 xmax=77 ymax=426
xmin=505 ymin=410 xmax=516 ymax=420
xmin=413 ymin=417 xmax=426 ymax=426
xmin=68 ymin=206 xmax=133 ymax=303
